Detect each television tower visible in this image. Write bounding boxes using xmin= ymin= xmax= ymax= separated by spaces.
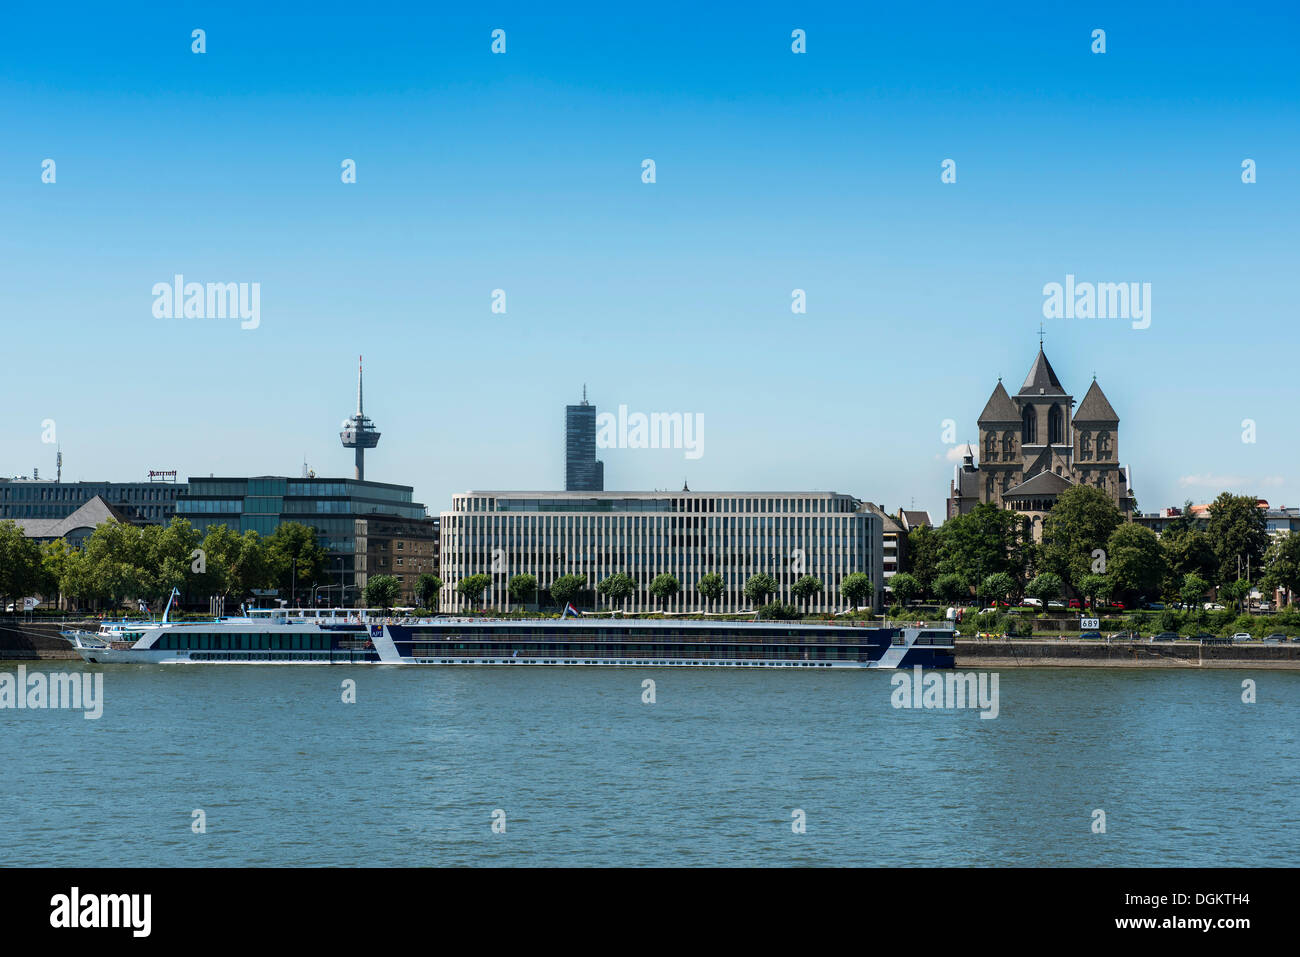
xmin=340 ymin=355 xmax=381 ymax=480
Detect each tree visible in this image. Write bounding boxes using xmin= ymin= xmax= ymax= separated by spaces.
xmin=1077 ymin=573 xmax=1110 ymax=609
xmin=790 ymin=575 xmax=823 ymax=611
xmin=1161 ymin=527 xmax=1217 ymax=586
xmin=507 ymin=573 xmax=537 ymax=607
xmin=933 ymin=573 xmax=968 ymax=606
xmin=415 ymin=573 xmax=443 ymax=610
xmin=363 ymin=574 xmax=401 ymax=612
xmin=840 ymin=572 xmax=874 ymax=610
xmin=937 ymin=504 xmax=1030 ymax=585
xmin=1180 ymin=573 xmax=1211 ymax=611
xmin=1105 ymin=523 xmax=1166 ymax=606
xmin=648 ymin=573 xmax=680 ymax=610
xmin=1038 ymin=486 xmax=1123 ymax=590
xmin=264 ymin=522 xmax=328 ymax=600
xmin=695 ymin=572 xmax=724 ymax=611
xmin=1262 ymin=534 xmax=1300 ymax=603
xmin=1025 ymin=572 xmax=1063 ymax=605
xmin=979 ymin=572 xmax=1017 ymax=606
xmin=596 ymin=572 xmax=636 ymax=610
xmin=1206 ymin=492 xmax=1269 ymax=584
xmin=549 ymin=573 xmax=587 ymax=611
xmin=456 ymin=573 xmax=493 ymax=610
xmin=904 ymin=525 xmax=941 ymax=594
xmin=743 ymin=573 xmax=780 ymax=607
xmin=39 ymin=538 xmax=76 ymax=610
xmin=1219 ymin=578 xmax=1250 ymax=612
xmin=0 ymin=521 xmax=43 ymax=612
xmin=889 ymin=572 xmax=922 ymax=606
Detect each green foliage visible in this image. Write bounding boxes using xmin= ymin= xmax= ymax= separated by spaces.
xmin=933 ymin=572 xmax=968 ymax=605
xmin=903 ymin=524 xmax=941 ymax=592
xmin=0 ymin=520 xmax=44 ymax=608
xmin=506 ymin=573 xmax=537 ymax=605
xmin=415 ymin=573 xmax=443 ymax=609
xmin=1038 ymin=485 xmax=1123 ymax=589
xmin=1025 ymin=572 xmax=1064 ymax=604
xmin=1262 ymin=534 xmax=1300 ymax=596
xmin=1206 ymin=492 xmax=1269 ymax=584
xmin=456 ymin=573 xmax=493 ymax=608
xmin=1105 ymin=522 xmax=1166 ymax=604
xmin=549 ymin=573 xmax=587 ymax=609
xmin=695 ymin=572 xmax=724 ymax=609
xmin=757 ymin=602 xmax=799 ymax=620
xmin=647 ymin=573 xmax=680 ymax=608
xmin=363 ymin=574 xmax=401 ymax=610
xmin=790 ymin=575 xmax=824 ymax=608
xmin=839 ymin=572 xmax=874 ymax=609
xmin=1180 ymin=573 xmax=1210 ymax=610
xmin=597 ymin=572 xmax=636 ymax=608
xmin=888 ymin=572 xmax=922 ymax=606
xmin=744 ymin=573 xmax=781 ymax=607
xmin=978 ymin=572 xmax=1017 ymax=604
xmin=264 ymin=522 xmax=328 ymax=596
xmin=1077 ymin=573 xmax=1111 ymax=607
xmin=937 ymin=503 xmax=1030 ymax=585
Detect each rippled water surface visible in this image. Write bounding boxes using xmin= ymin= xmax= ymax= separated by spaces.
xmin=3 ymin=662 xmax=1297 ymax=866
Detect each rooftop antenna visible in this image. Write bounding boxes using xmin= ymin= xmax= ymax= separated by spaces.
xmin=56 ymin=447 xmax=62 ymax=482
xmin=1038 ymin=321 xmax=1045 ymax=347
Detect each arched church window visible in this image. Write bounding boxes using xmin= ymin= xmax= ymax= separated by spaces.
xmin=1002 ymin=431 xmax=1014 ymax=455
xmin=1022 ymin=405 xmax=1037 ymax=444
xmin=1080 ymin=431 xmax=1092 ymax=459
xmin=986 ymin=476 xmax=994 ymax=498
xmin=1048 ymin=404 xmax=1064 ymax=445
xmin=985 ymin=433 xmax=996 ymax=460
xmin=1097 ymin=431 xmax=1111 ymax=458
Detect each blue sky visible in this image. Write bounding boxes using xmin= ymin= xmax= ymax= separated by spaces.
xmin=1 ymin=1 xmax=1297 ymax=520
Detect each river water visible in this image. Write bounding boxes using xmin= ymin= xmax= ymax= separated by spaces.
xmin=3 ymin=662 xmax=1296 ymax=866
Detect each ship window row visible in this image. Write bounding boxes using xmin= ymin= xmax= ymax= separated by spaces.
xmin=404 ymin=642 xmax=872 ymax=661
xmin=157 ymin=633 xmax=337 ymax=651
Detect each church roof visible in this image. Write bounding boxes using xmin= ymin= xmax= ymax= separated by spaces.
xmin=1003 ymin=470 xmax=1075 ymax=498
xmin=1018 ymin=347 xmax=1067 ymax=397
xmin=1074 ymin=379 xmax=1119 ymax=423
xmin=978 ymin=381 xmax=1020 ymax=423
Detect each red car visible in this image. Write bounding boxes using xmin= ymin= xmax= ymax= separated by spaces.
xmin=1068 ymin=599 xmax=1081 ymax=609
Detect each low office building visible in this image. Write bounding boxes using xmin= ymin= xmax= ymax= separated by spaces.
xmin=178 ymin=476 xmax=432 ymax=601
xmin=0 ymin=476 xmax=184 ymax=524
xmin=439 ymin=489 xmax=883 ymax=614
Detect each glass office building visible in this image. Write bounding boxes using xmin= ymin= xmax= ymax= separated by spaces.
xmin=0 ymin=478 xmax=184 ymax=524
xmin=178 ymin=476 xmax=431 ymax=599
xmin=565 ymin=395 xmax=604 ymax=491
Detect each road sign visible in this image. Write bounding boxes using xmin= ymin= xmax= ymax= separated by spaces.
xmin=1081 ymin=617 xmax=1100 ymax=630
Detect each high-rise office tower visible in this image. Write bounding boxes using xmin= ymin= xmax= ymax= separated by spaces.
xmin=565 ymin=386 xmax=604 ymax=491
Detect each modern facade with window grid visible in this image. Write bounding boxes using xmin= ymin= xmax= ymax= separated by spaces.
xmin=564 ymin=390 xmax=604 ymax=492
xmin=439 ymin=490 xmax=882 ymax=614
xmin=177 ymin=476 xmax=430 ymax=599
xmin=0 ymin=478 xmax=184 ymax=524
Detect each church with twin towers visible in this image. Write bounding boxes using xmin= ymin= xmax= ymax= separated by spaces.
xmin=947 ymin=342 xmax=1137 ymax=539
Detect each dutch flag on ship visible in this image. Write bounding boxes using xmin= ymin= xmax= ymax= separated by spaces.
xmin=564 ymin=603 xmax=581 ymax=618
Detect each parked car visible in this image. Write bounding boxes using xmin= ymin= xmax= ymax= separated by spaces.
xmin=1149 ymin=632 xmax=1180 ymax=642
xmin=1047 ymin=600 xmax=1066 ymax=609
xmin=1109 ymin=630 xmax=1139 ymax=641
xmin=1021 ymin=598 xmax=1043 ymax=608
xmin=1264 ymin=633 xmax=1291 ymax=642
xmin=1079 ymin=631 xmax=1103 ymax=640
xmin=1068 ymin=599 xmax=1081 ymax=609
xmin=1186 ymin=632 xmax=1223 ymax=642
xmin=1230 ymin=632 xmax=1253 ymax=642
xmin=1203 ymin=603 xmax=1225 ymax=611
xmin=1108 ymin=601 xmax=1126 ymax=610
xmin=1144 ymin=602 xmax=1166 ymax=611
